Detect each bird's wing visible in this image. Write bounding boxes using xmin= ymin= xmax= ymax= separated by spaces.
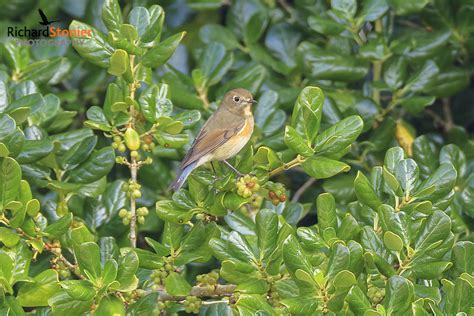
xmin=38 ymin=9 xmax=48 ymax=22
xmin=180 ymin=118 xmax=245 ymax=169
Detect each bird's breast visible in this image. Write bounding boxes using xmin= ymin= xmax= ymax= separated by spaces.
xmin=209 ymin=116 xmax=253 ymax=161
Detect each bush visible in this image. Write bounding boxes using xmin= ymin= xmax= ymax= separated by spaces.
xmin=0 ymin=0 xmax=473 ymax=315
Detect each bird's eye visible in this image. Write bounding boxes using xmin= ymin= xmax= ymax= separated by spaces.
xmin=233 ymin=96 xmax=240 ymax=102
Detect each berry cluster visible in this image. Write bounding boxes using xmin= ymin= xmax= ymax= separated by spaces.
xmin=367 ymin=283 xmax=385 ymax=304
xmin=236 ymin=175 xmax=260 ymax=198
xmin=122 ymin=289 xmax=145 ymax=305
xmin=183 ymin=296 xmax=202 ymax=314
xmin=196 ymin=270 xmax=219 ymax=289
xmin=122 ymin=180 xmax=142 ymax=199
xmin=150 ymin=257 xmax=175 ymax=289
xmin=266 ymin=182 xmax=287 ymax=206
xmin=111 ymin=135 xmax=127 ymax=152
xmin=142 ymin=134 xmax=155 ymax=152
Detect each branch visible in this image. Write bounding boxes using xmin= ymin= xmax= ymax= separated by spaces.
xmin=268 ymin=155 xmax=305 ymax=177
xmin=152 ymin=284 xmax=236 ymax=301
xmin=291 ymin=178 xmax=316 ymax=202
xmin=442 ymin=97 xmax=454 ymax=131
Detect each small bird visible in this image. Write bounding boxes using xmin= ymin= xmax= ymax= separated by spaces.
xmin=38 ymin=9 xmax=59 ymax=26
xmin=169 ymin=88 xmax=256 ymax=191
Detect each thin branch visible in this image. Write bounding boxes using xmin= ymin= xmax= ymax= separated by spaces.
xmin=152 ymin=284 xmax=236 ymax=301
xmin=442 ymin=97 xmax=454 ymax=130
xmin=268 ymin=155 xmax=304 ymax=177
xmin=291 ymin=178 xmax=316 ymax=203
xmin=129 ymin=55 xmax=138 ymax=248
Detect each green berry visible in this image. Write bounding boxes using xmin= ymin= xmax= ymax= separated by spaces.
xmin=118 ymin=144 xmax=126 ymax=152
xmin=122 ymin=218 xmax=130 ymax=225
xmin=138 ymin=216 xmax=145 ymax=224
xmin=112 ymin=142 xmax=118 ymax=149
xmin=142 ymin=144 xmax=150 ymax=151
xmin=119 ymin=209 xmax=128 ymax=218
xmin=113 ymin=136 xmax=121 ymax=142
xmin=130 ymin=150 xmax=139 ymax=158
xmin=133 ymin=190 xmax=141 ymax=198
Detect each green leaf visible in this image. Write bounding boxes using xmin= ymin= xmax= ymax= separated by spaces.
xmin=196 ymin=42 xmax=233 ymax=88
xmin=405 ymin=60 xmax=439 ymax=93
xmin=142 ymin=5 xmax=164 ymax=43
xmin=354 ymin=171 xmax=382 ymax=210
xmin=316 ymin=193 xmax=337 ymax=231
xmin=199 ymin=24 xmax=241 ymax=50
xmin=164 ymin=272 xmax=192 ymax=296
xmin=314 ymin=115 xmax=364 ymax=158
xmin=383 ymin=56 xmax=407 ymax=90
xmin=256 ymin=209 xmax=278 ymax=262
xmin=115 ymin=250 xmax=139 ymax=291
xmin=155 ymin=200 xmax=194 ymax=224
xmin=0 ymin=157 xmax=21 ymax=210
xmin=291 ymin=86 xmax=324 ymax=144
xmin=49 ymin=291 xmax=93 ymax=316
xmin=333 ymin=270 xmax=356 ymax=289
xmin=346 ymin=286 xmax=372 ymax=314
xmin=359 ymin=0 xmax=389 ymax=21
xmin=69 ymin=21 xmax=113 ymax=68
xmin=95 ymin=295 xmax=125 ymax=316
xmin=282 ymin=235 xmax=314 ymax=283
xmin=302 ymin=156 xmax=350 ymax=179
xmin=308 ymin=16 xmax=345 ymax=35
xmin=77 ymin=242 xmax=101 ymax=281
xmin=17 ymin=269 xmax=60 ymax=307
xmin=284 ymin=125 xmax=314 ymax=157
xmin=128 ymin=7 xmax=149 ymax=38
xmin=299 ymin=42 xmax=369 ymax=81
xmin=141 ymin=32 xmax=186 ymax=67
xmin=66 ymin=147 xmax=115 ymax=184
xmin=44 ymin=213 xmax=73 ymax=240
xmin=452 ymin=241 xmax=474 ymax=276
xmin=331 ymin=0 xmax=357 ymax=18
xmin=414 ymin=163 xmax=456 ymax=200
xmin=102 ymin=0 xmax=123 ymax=32
xmin=385 ymin=276 xmax=414 ymax=314
xmin=395 ymin=159 xmax=419 ymax=194
xmin=390 ymin=0 xmax=429 ymax=15
xmin=0 ymin=228 xmax=20 ymax=247
xmin=383 ymin=231 xmax=403 ymax=252
xmin=108 ymin=49 xmax=130 ymax=77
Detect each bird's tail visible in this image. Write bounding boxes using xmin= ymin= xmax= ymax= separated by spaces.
xmin=169 ymin=161 xmax=197 ymax=191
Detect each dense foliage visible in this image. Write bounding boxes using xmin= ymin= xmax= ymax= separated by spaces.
xmin=0 ymin=0 xmax=473 ymax=315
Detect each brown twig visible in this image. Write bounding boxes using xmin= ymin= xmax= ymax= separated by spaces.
xmin=442 ymin=97 xmax=454 ymax=130
xmin=152 ymin=284 xmax=236 ymax=301
xmin=291 ymin=178 xmax=316 ymax=203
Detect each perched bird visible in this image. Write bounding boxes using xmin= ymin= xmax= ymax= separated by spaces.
xmin=169 ymin=88 xmax=256 ymax=191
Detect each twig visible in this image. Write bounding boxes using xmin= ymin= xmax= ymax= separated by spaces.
xmin=129 ymin=55 xmax=138 ymax=248
xmin=442 ymin=98 xmax=453 ymax=130
xmin=268 ymin=155 xmax=305 ymax=177
xmin=425 ymin=109 xmax=446 ymax=130
xmin=152 ymin=284 xmax=236 ymax=301
xmin=291 ymin=178 xmax=316 ymax=202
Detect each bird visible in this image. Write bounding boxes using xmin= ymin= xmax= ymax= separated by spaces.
xmin=169 ymin=88 xmax=256 ymax=191
xmin=38 ymin=9 xmax=59 ymax=26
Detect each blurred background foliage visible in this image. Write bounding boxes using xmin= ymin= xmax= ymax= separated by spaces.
xmin=0 ymin=0 xmax=473 ymax=315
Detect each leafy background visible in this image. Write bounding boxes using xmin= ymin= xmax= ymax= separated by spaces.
xmin=0 ymin=0 xmax=473 ymax=315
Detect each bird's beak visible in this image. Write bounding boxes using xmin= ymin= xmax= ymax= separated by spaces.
xmin=248 ymin=98 xmax=257 ymax=104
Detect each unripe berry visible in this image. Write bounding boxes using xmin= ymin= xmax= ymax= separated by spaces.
xmin=111 ymin=142 xmax=118 ymax=149
xmin=113 ymin=136 xmax=121 ymax=142
xmin=133 ymin=190 xmax=141 ymax=198
xmin=138 ymin=216 xmax=145 ymax=224
xmin=119 ymin=208 xmax=128 ymax=218
xmin=124 ymin=127 xmax=140 ymax=151
xmin=130 ymin=150 xmax=139 ymax=158
xmin=118 ymin=144 xmax=126 ymax=152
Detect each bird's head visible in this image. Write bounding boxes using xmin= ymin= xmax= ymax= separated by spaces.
xmin=222 ymin=88 xmax=256 ymax=116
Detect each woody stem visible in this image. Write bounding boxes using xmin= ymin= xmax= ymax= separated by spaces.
xmin=268 ymin=155 xmax=305 ymax=177
xmin=129 ymin=55 xmax=137 ymax=248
